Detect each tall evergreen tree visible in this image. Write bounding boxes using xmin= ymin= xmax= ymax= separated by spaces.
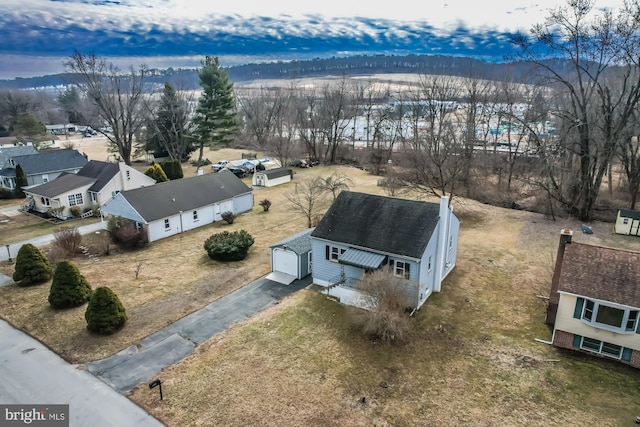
xmin=145 ymin=82 xmax=195 ymax=162
xmin=193 ymin=56 xmax=238 ymax=166
xmin=14 ymin=164 xmax=27 ymax=198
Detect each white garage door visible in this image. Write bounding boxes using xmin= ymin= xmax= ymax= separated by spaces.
xmin=273 ymin=248 xmax=298 ymax=277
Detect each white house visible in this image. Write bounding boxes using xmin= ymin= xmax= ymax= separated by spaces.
xmin=252 ymin=168 xmax=292 ymax=188
xmin=100 ymin=172 xmax=254 ymax=242
xmin=310 ymin=191 xmax=460 ymax=310
xmin=23 ymin=160 xmax=155 ymax=219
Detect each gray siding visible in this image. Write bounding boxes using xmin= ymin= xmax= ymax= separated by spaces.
xmin=311 ymin=238 xmax=347 ymax=285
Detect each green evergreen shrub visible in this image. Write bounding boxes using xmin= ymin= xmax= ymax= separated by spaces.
xmin=48 ymin=261 xmax=92 ymax=308
xmin=12 ymin=243 xmax=53 ymax=286
xmin=160 ymin=159 xmax=183 ymax=180
xmin=204 ymin=230 xmax=254 ymax=261
xmin=144 ymin=163 xmax=168 ymax=182
xmin=85 ymin=287 xmax=127 ymax=334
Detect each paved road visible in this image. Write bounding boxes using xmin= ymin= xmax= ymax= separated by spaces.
xmin=0 ymin=319 xmax=164 ymax=427
xmin=87 ymin=275 xmax=312 ymax=393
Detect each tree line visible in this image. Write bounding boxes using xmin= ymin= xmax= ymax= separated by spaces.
xmin=3 ymin=0 xmax=640 ymax=222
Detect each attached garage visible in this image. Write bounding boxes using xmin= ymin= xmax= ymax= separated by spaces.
xmin=267 ymin=228 xmax=314 ymax=285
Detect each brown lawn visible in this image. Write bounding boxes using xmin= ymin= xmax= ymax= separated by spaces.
xmin=2 ymin=139 xmax=640 ymax=425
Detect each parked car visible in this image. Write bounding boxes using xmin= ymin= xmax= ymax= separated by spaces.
xmin=219 ymin=167 xmax=246 ymax=178
xmin=211 ymin=160 xmax=229 ymax=172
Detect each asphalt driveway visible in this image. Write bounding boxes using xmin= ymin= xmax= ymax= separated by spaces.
xmin=87 ymin=275 xmax=312 ymax=393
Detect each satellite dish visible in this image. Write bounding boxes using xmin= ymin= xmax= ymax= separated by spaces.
xmin=581 ymin=224 xmax=593 ymax=234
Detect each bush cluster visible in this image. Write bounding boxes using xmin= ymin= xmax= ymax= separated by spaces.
xmin=52 ymin=226 xmax=82 ymax=257
xmin=144 ymin=163 xmax=168 ymax=182
xmin=204 ymin=230 xmax=254 ymax=261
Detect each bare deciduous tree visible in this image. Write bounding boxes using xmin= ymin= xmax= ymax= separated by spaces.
xmin=513 ymin=0 xmax=640 ymax=220
xmin=284 ymin=176 xmax=329 ymax=228
xmin=65 ymin=51 xmax=149 ymax=165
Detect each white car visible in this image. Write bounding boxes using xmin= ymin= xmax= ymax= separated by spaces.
xmin=211 ymin=161 xmax=229 ymax=172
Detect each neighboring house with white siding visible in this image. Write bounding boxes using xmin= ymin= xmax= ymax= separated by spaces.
xmin=547 ymin=229 xmax=640 ymax=368
xmin=310 ymin=191 xmax=459 ymax=310
xmin=22 ymin=160 xmax=155 ymax=219
xmin=100 ymin=172 xmax=254 ymax=243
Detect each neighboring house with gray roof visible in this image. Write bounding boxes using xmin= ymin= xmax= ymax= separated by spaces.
xmin=0 ymin=145 xmax=38 ymax=170
xmin=310 ymin=191 xmax=459 ymax=310
xmin=22 ymin=160 xmax=156 ymax=219
xmin=267 ymin=228 xmax=314 ymax=284
xmin=99 ymin=172 xmax=254 ymax=242
xmin=0 ymin=149 xmax=88 ymax=190
xmin=252 ymin=167 xmax=292 ymax=187
xmin=547 ymin=230 xmax=640 ymax=367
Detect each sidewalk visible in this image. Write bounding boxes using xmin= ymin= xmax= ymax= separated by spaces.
xmin=0 ymin=211 xmax=104 ymax=262
xmin=86 ymin=275 xmax=312 ymax=393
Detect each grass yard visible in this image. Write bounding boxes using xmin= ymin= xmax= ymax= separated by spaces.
xmin=128 ymin=199 xmax=640 ymax=426
xmin=2 ymin=141 xmax=640 ymax=424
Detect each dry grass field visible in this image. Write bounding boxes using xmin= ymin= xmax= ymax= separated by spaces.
xmin=2 ymin=138 xmax=640 ymax=425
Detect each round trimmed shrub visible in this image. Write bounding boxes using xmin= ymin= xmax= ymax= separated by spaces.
xmin=13 ymin=243 xmax=53 ymax=286
xmin=48 ymin=261 xmax=92 ymax=309
xmin=85 ymin=287 xmax=127 ymax=334
xmin=204 ymin=230 xmax=254 ymax=261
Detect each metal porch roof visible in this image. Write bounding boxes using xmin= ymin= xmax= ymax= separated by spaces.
xmin=338 ymin=248 xmax=387 ymax=269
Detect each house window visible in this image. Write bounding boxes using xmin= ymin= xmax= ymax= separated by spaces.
xmin=449 ymin=235 xmax=453 ymax=250
xmin=580 ymin=337 xmax=623 ymax=359
xmin=623 ymin=218 xmax=630 ymax=225
xmin=326 ymin=245 xmax=345 ymax=262
xmin=111 ymin=190 xmax=120 ymax=198
xmin=428 ymin=255 xmax=432 ymax=272
xmin=90 ymin=193 xmax=98 ymax=203
xmin=9 ymin=159 xmax=14 ymax=166
xmin=164 ymin=219 xmax=170 ymax=230
xmin=580 ymin=298 xmax=639 ymax=333
xmin=393 ymin=260 xmax=411 ymax=279
xmin=193 ymin=210 xmax=198 ymax=221
xmin=68 ymin=193 xmax=84 ymax=206
xmin=41 ymin=197 xmax=50 ymax=207
xmin=42 ymin=174 xmax=49 ymax=183
xmin=126 ymin=170 xmax=131 ymax=180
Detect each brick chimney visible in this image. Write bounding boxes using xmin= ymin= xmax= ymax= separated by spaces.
xmin=546 ymin=229 xmax=573 ymax=325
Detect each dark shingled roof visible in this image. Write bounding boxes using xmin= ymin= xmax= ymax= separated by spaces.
xmin=263 ymin=168 xmax=291 ymax=179
xmin=9 ymin=149 xmax=87 ymax=175
xmin=119 ymin=172 xmax=251 ymax=222
xmin=0 ymin=145 xmax=38 ymax=167
xmin=270 ymin=228 xmax=314 ymax=254
xmin=558 ymin=242 xmax=640 ymax=308
xmin=311 ymin=191 xmax=441 ymax=259
xmin=77 ymin=161 xmax=120 ymax=192
xmin=25 ymin=173 xmax=96 ymax=198
xmin=619 ymin=209 xmax=640 ymax=221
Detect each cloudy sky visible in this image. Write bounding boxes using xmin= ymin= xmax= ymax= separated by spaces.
xmin=0 ymin=0 xmax=626 ymax=79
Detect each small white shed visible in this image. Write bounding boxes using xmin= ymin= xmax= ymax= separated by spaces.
xmin=267 ymin=228 xmax=314 ymax=285
xmin=252 ymin=168 xmax=292 ymax=188
xmin=614 ymin=209 xmax=640 ymax=236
